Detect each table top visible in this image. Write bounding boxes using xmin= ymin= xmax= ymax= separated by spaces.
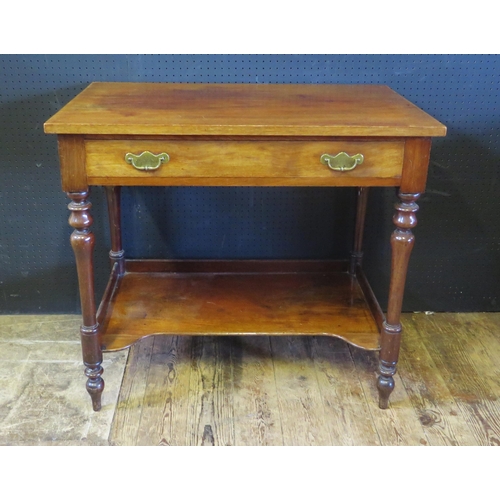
xmin=44 ymin=83 xmax=446 ymax=137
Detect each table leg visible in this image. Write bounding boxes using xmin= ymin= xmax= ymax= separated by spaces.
xmin=350 ymin=187 xmax=369 ymax=275
xmin=68 ymin=191 xmax=104 ymax=411
xmin=377 ymin=191 xmax=420 ymax=409
xmin=105 ymin=186 xmax=125 ymax=275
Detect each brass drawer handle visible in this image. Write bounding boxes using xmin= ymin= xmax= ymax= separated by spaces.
xmin=320 ymin=152 xmax=364 ymax=172
xmin=125 ymin=151 xmax=170 ymax=171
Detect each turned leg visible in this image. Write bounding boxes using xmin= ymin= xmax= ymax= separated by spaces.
xmin=68 ymin=191 xmax=104 ymax=411
xmin=377 ymin=191 xmax=419 ymax=409
xmin=105 ymin=186 xmax=125 ymax=275
xmin=350 ymin=187 xmax=369 ymax=275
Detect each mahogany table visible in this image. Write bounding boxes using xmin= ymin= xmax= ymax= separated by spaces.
xmin=44 ymin=83 xmax=446 ymax=411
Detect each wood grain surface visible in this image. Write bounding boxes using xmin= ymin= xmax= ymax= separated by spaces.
xmin=44 ymin=83 xmax=447 ymax=136
xmin=109 ymin=313 xmax=500 ymax=446
xmin=99 ymin=262 xmax=380 ymax=351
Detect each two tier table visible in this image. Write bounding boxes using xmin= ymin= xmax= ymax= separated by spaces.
xmin=44 ymin=83 xmax=446 ymax=411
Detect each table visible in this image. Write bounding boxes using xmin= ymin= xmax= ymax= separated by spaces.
xmin=44 ymin=83 xmax=446 ymax=411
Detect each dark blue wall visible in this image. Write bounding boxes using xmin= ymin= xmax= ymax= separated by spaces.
xmin=1 ymin=55 xmax=499 ymax=313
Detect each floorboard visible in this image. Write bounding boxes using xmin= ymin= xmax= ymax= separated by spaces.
xmin=231 ymin=336 xmax=283 ymax=446
xmin=2 ymin=313 xmax=500 ymax=445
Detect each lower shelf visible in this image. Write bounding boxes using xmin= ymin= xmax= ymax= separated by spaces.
xmin=97 ymin=260 xmax=383 ymax=352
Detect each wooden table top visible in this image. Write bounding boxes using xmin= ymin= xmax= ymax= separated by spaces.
xmin=44 ymin=83 xmax=447 ymax=137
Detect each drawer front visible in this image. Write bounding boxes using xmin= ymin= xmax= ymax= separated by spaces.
xmin=85 ymin=139 xmax=404 ymax=186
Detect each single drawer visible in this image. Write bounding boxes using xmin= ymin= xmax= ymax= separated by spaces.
xmin=85 ymin=139 xmax=404 ymax=186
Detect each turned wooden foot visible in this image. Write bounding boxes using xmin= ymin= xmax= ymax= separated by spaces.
xmin=81 ymin=324 xmax=104 ymax=412
xmin=377 ymin=363 xmax=396 ymax=409
xmin=377 ymin=192 xmax=419 ymax=409
xmin=85 ymin=364 xmax=104 ymax=411
xmin=377 ymin=320 xmax=402 ymax=408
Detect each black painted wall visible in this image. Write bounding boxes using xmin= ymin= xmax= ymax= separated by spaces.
xmin=0 ymin=55 xmax=499 ymax=313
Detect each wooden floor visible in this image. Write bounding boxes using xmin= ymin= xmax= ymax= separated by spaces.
xmin=110 ymin=312 xmax=500 ymax=446
xmin=1 ymin=313 xmax=500 ymax=445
